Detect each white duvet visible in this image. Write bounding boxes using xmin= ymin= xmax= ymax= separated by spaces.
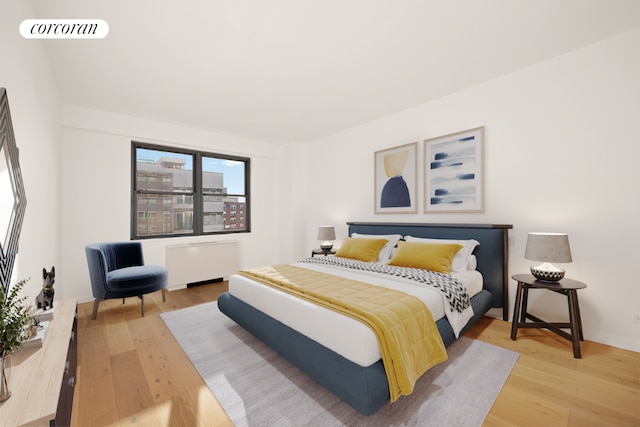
xmin=227 ymin=262 xmax=482 ymax=367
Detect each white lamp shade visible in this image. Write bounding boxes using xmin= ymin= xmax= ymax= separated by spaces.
xmin=524 ymin=232 xmax=572 ymax=263
xmin=317 ymin=226 xmax=336 ymax=241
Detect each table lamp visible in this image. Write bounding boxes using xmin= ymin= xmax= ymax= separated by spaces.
xmin=524 ymin=232 xmax=572 ymax=282
xmin=317 ymin=226 xmax=336 ymax=251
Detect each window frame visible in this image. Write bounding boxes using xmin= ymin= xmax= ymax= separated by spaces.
xmin=131 ymin=141 xmax=251 ymax=239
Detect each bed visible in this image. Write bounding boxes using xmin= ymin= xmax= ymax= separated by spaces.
xmin=217 ymin=222 xmax=512 ymax=415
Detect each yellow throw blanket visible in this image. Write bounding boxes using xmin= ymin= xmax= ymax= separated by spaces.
xmin=238 ymin=264 xmax=448 ymax=402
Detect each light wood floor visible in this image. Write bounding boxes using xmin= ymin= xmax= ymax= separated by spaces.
xmin=71 ymin=281 xmax=639 ymax=427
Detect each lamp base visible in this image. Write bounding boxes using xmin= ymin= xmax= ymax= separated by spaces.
xmin=320 ymin=242 xmax=333 ymax=251
xmin=531 ymin=265 xmax=565 ymax=282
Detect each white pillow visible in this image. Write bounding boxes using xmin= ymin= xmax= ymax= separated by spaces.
xmin=404 ymin=236 xmax=479 ymax=273
xmin=467 ymin=255 xmax=477 ymax=271
xmin=351 ymin=233 xmax=403 ymax=263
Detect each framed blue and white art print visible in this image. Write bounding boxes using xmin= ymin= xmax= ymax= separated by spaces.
xmin=374 ymin=142 xmax=418 ymax=214
xmin=423 ymin=127 xmax=484 ymax=213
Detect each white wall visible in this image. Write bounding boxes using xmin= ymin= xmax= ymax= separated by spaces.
xmin=297 ymin=28 xmax=640 ymax=352
xmin=60 ymin=105 xmax=285 ymax=303
xmin=0 ymin=1 xmax=62 ymax=301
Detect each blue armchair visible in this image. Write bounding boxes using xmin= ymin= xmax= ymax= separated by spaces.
xmin=85 ymin=242 xmax=168 ymax=320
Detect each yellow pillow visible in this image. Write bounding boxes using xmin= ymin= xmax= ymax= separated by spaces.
xmin=335 ymin=237 xmax=389 ymax=263
xmin=388 ymin=241 xmax=463 ymax=274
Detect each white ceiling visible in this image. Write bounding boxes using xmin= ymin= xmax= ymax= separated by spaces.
xmin=33 ymin=0 xmax=640 ymax=143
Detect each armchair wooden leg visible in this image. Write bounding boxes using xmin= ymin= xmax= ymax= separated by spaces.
xmin=91 ymin=299 xmax=102 ymax=320
xmin=162 ymin=288 xmax=167 ymax=303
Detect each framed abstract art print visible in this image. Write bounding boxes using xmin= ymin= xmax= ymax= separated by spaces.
xmin=374 ymin=142 xmax=417 ymax=214
xmin=424 ymin=127 xmax=484 ymax=213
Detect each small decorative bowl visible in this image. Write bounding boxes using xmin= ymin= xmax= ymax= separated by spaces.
xmin=531 ymin=267 xmax=565 ymax=283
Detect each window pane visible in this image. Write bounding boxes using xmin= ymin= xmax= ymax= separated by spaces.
xmin=223 ymin=196 xmax=247 ymax=231
xmin=136 ymin=194 xmax=193 ymax=236
xmin=202 ymin=156 xmax=247 ymax=232
xmin=202 ymin=212 xmax=224 ymax=233
xmin=136 ymin=148 xmax=193 ymax=192
xmin=202 ymin=156 xmax=245 ymax=195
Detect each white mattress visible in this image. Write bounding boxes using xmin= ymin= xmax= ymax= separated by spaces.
xmin=228 ymin=262 xmax=482 ymax=367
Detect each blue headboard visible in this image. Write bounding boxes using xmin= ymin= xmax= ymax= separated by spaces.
xmin=347 ymin=222 xmax=512 ymax=320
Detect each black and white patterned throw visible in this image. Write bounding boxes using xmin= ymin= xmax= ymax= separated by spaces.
xmin=299 ymin=256 xmax=471 ymax=314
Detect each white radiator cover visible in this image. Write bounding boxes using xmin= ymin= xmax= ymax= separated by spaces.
xmin=166 ymin=241 xmax=239 ymax=290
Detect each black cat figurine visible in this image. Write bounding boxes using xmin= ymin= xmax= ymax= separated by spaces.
xmin=36 ymin=266 xmax=55 ymax=310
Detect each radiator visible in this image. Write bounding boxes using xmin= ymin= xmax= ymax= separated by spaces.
xmin=165 ymin=241 xmax=239 ymax=290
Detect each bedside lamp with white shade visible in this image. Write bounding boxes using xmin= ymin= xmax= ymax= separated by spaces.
xmin=317 ymin=225 xmax=336 ymax=251
xmin=524 ymin=232 xmax=572 ymax=282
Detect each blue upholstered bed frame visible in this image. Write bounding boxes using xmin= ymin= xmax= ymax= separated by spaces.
xmin=217 ymin=222 xmax=512 ymax=415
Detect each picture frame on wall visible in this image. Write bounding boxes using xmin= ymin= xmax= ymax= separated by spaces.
xmin=374 ymin=142 xmax=418 ymax=214
xmin=424 ymin=127 xmax=484 ymax=213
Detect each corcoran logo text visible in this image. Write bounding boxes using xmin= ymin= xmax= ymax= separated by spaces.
xmin=20 ymin=19 xmax=109 ymax=39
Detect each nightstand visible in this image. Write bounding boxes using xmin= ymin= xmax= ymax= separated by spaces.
xmin=511 ymin=274 xmax=587 ymax=358
xmin=311 ymin=248 xmax=336 ymax=257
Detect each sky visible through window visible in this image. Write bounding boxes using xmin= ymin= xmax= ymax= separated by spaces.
xmin=137 ymin=148 xmax=245 ymax=194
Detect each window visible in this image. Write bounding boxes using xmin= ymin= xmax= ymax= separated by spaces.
xmin=132 ymin=142 xmax=250 ymax=239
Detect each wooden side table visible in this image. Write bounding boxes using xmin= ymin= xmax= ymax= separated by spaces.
xmin=511 ymin=274 xmax=586 ymax=358
xmin=311 ymin=248 xmax=336 ymax=257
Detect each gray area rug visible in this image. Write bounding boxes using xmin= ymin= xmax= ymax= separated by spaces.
xmin=161 ymin=302 xmax=519 ymax=427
